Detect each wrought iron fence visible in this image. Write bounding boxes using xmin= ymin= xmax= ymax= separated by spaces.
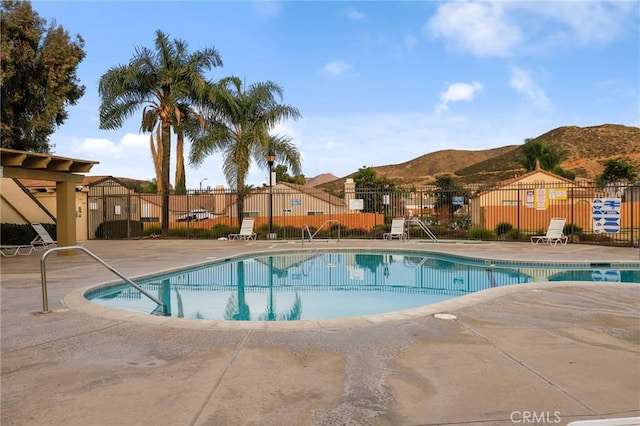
xmin=87 ymin=180 xmax=640 ymax=247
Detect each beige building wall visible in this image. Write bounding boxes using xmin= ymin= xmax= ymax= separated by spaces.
xmin=0 ymin=178 xmax=89 ymax=241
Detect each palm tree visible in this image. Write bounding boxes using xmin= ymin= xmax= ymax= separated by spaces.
xmin=189 ymin=76 xmax=302 ymax=222
xmin=518 ymin=138 xmax=567 ymax=172
xmin=98 ymin=29 xmax=222 ymax=235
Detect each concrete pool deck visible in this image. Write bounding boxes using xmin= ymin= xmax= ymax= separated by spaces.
xmin=1 ymin=239 xmax=639 ymax=425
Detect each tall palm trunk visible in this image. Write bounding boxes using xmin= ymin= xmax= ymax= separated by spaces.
xmin=175 ymin=131 xmax=186 ymax=194
xmin=150 ymin=126 xmax=163 ymax=192
xmin=161 ymin=118 xmax=172 ymax=236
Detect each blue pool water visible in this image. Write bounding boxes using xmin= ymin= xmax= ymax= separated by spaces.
xmin=85 ymin=250 xmax=640 ymax=321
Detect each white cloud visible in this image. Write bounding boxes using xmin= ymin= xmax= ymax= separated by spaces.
xmin=435 ymin=81 xmax=484 ymax=114
xmin=252 ymin=1 xmax=282 ymax=20
xmin=509 ymin=66 xmax=550 ymax=108
xmin=426 ymin=1 xmax=634 ymax=57
xmin=345 ymin=7 xmax=364 ymax=20
xmin=321 ymin=61 xmax=351 ymax=77
xmin=426 ymin=2 xmax=521 ymax=57
xmin=75 ymin=133 xmax=148 ymax=159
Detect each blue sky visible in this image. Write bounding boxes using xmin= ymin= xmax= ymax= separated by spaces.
xmin=34 ymin=1 xmax=640 ymax=189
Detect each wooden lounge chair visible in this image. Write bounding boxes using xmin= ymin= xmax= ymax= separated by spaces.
xmin=228 ymin=219 xmax=257 ymax=240
xmin=383 ymin=218 xmax=407 ymax=240
xmin=531 ymin=218 xmax=568 ymax=246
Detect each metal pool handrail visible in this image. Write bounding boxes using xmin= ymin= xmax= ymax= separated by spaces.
xmin=301 ymin=220 xmax=341 ymax=245
xmin=40 ymin=246 xmax=168 ymax=315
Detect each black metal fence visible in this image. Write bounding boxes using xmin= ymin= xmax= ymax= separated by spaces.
xmin=87 ymin=180 xmax=640 ymax=247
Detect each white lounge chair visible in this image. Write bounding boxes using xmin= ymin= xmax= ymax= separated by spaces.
xmin=31 ymin=223 xmax=84 ymax=251
xmin=383 ymin=218 xmax=407 ymax=240
xmin=228 ymin=219 xmax=257 ymax=240
xmin=531 ymin=217 xmax=568 ymax=246
xmin=0 ymin=245 xmax=34 ymax=257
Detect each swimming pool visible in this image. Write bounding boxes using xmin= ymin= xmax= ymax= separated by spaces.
xmin=84 ymin=250 xmax=640 ymax=322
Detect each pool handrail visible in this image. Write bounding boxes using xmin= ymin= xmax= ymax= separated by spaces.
xmin=40 ymin=245 xmax=168 ymax=315
xmin=301 ymin=220 xmax=341 ymax=244
xmin=406 ymin=217 xmax=438 ymax=241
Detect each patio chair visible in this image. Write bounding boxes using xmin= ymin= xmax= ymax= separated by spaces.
xmin=228 ymin=219 xmax=257 ymax=240
xmin=530 ymin=218 xmax=568 ymax=246
xmin=383 ymin=218 xmax=407 ymax=240
xmin=0 ymin=245 xmax=34 ymax=257
xmin=31 ymin=223 xmax=84 ymax=251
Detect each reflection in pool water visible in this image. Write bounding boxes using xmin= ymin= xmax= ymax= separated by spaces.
xmin=86 ymin=251 xmax=639 ymax=321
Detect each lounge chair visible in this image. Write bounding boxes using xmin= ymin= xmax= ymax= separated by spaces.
xmin=0 ymin=245 xmax=34 ymax=257
xmin=383 ymin=218 xmax=407 ymax=240
xmin=228 ymin=219 xmax=257 ymax=240
xmin=531 ymin=217 xmax=568 ymax=246
xmin=31 ymin=223 xmax=84 ymax=251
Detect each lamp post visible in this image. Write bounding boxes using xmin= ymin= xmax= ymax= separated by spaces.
xmin=267 ymin=150 xmax=275 ymax=239
xmin=199 ymin=177 xmax=208 ymax=193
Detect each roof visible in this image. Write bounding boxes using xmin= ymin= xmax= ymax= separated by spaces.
xmin=1 ymin=148 xmax=98 ymax=174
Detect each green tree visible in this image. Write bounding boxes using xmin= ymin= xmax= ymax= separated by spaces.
xmin=517 ymin=138 xmax=574 ymax=179
xmin=434 ymin=174 xmax=467 ymax=213
xmin=596 ymin=159 xmax=637 ymax=186
xmin=1 ymin=0 xmax=85 ymax=152
xmin=352 ymin=166 xmax=396 ymax=214
xmin=189 ymin=76 xmax=302 ymax=222
xmin=274 ymin=164 xmax=306 ymax=185
xmin=518 ymin=139 xmax=575 ymax=180
xmin=98 ymin=29 xmax=222 ymax=235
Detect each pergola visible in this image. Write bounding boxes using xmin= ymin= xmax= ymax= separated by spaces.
xmin=1 ymin=148 xmax=98 ymax=252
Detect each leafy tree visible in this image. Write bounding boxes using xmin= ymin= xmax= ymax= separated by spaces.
xmin=274 ymin=164 xmax=306 ymax=185
xmin=98 ymin=29 xmax=222 ymax=235
xmin=518 ymin=138 xmax=574 ymax=180
xmin=189 ymin=76 xmax=302 ymax=222
xmin=434 ymin=174 xmax=468 ymax=213
xmin=352 ymin=166 xmax=396 ymax=214
xmin=596 ymin=159 xmax=637 ymax=186
xmin=1 ymin=0 xmax=85 ymax=152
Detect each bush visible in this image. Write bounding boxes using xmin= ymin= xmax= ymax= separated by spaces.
xmin=1 ymin=223 xmax=55 ymax=244
xmin=468 ymin=227 xmax=497 ymax=240
xmin=495 ymin=222 xmax=513 ymax=236
xmin=563 ymin=223 xmax=583 ymax=236
xmin=142 ymin=225 xmax=162 ymax=237
xmin=210 ymin=224 xmax=235 ymax=239
xmin=95 ymin=220 xmax=142 ymax=239
xmin=505 ymin=228 xmax=522 ymax=240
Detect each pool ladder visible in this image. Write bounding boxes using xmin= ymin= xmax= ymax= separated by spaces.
xmin=406 ymin=217 xmax=438 ymax=241
xmin=39 ymin=246 xmax=168 ymax=315
xmin=301 ymin=222 xmax=339 ymax=268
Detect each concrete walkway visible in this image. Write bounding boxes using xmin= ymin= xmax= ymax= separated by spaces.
xmin=1 ymin=239 xmax=639 ymax=426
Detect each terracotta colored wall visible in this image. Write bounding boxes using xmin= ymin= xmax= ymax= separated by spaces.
xmin=480 ymin=201 xmax=640 ymax=232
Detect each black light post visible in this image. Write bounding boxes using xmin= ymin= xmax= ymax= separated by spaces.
xmin=267 ymin=150 xmax=275 ymax=238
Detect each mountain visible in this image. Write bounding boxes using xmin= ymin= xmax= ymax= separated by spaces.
xmin=306 ymin=173 xmax=339 ymax=187
xmin=314 ymin=124 xmax=640 ymax=189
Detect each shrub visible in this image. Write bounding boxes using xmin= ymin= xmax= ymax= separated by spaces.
xmin=495 ymin=222 xmax=513 ymax=236
xmin=563 ymin=223 xmax=583 ymax=236
xmin=468 ymin=227 xmax=497 ymax=240
xmin=95 ymin=220 xmax=142 ymax=239
xmin=142 ymin=225 xmax=162 ymax=237
xmin=207 ymin=224 xmax=234 ymax=239
xmin=505 ymin=228 xmax=522 ymax=240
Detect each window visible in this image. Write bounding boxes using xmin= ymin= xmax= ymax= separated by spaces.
xmin=281 ymin=208 xmax=292 ymax=214
xmin=243 ymin=211 xmax=259 ymax=218
xmin=306 ymin=210 xmax=324 ymax=216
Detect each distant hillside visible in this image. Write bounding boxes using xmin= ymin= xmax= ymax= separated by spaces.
xmin=318 ymin=124 xmax=640 ymax=189
xmin=306 ymin=173 xmax=339 ymax=187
